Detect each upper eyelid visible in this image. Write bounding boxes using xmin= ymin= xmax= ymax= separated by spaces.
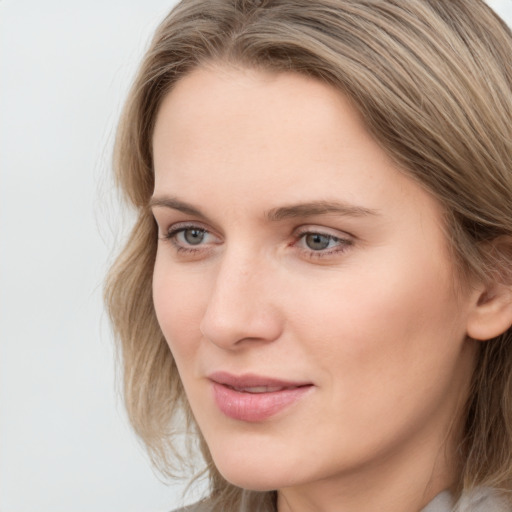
xmin=165 ymin=224 xmax=351 ymax=237
xmin=294 ymin=231 xmax=352 ymax=249
xmin=161 ymin=220 xmax=213 ymax=234
xmin=294 ymin=225 xmax=355 ymax=240
xmin=159 ymin=219 xmax=354 ymax=242
xmin=168 ymin=225 xmax=212 ymax=238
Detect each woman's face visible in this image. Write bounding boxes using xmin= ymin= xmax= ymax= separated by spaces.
xmin=151 ymin=66 xmax=478 ymax=495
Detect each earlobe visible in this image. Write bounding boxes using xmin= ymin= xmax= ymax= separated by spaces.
xmin=466 ymin=282 xmax=512 ymax=341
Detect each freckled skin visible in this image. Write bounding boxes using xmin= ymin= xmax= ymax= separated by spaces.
xmin=151 ymin=66 xmax=480 ymax=512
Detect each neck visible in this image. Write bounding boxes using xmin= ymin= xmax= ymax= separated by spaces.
xmin=276 ymin=420 xmax=460 ymax=512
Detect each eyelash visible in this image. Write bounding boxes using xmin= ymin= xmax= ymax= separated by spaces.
xmin=161 ymin=223 xmax=216 ymax=255
xmin=160 ymin=223 xmax=353 ymax=260
xmin=293 ymin=228 xmax=352 ymax=259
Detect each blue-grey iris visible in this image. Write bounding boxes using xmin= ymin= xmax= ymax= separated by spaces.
xmin=305 ymin=233 xmax=331 ymax=250
xmin=184 ymin=228 xmax=205 ymax=245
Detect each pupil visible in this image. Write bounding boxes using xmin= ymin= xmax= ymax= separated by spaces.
xmin=305 ymin=233 xmax=330 ymax=250
xmin=184 ymin=229 xmax=205 ymax=245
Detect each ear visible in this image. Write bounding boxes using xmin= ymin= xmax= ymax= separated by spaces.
xmin=466 ymin=237 xmax=512 ymax=341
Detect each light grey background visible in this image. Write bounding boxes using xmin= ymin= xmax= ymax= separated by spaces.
xmin=1 ymin=1 xmax=511 ymax=511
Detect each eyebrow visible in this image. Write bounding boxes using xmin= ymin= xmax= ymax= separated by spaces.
xmin=149 ymin=195 xmax=379 ymax=221
xmin=149 ymin=196 xmax=207 ymax=218
xmin=265 ymin=200 xmax=379 ymax=221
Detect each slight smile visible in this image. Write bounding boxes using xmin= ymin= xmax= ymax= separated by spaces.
xmin=208 ymin=372 xmax=314 ymax=422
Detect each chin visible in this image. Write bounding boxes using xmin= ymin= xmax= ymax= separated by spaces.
xmin=207 ymin=443 xmax=310 ymax=492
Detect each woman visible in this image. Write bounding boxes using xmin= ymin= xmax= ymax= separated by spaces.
xmin=105 ymin=1 xmax=512 ymax=510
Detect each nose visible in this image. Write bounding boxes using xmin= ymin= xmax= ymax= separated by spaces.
xmin=199 ymin=251 xmax=283 ymax=350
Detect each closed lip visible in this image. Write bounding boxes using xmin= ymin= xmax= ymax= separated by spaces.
xmin=208 ymin=372 xmax=314 ymax=421
xmin=207 ymin=371 xmax=313 ymax=391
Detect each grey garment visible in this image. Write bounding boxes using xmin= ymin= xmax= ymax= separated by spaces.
xmin=420 ymin=491 xmax=455 ymax=512
xmin=422 ymin=488 xmax=510 ymax=512
xmin=174 ymin=487 xmax=511 ymax=512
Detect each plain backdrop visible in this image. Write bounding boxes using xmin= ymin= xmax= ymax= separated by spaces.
xmin=1 ymin=1 xmax=511 ymax=511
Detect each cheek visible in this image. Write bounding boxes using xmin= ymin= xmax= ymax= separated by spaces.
xmin=274 ymin=254 xmax=472 ymax=469
xmin=152 ymin=257 xmax=207 ymax=361
xmin=289 ymin=247 xmax=467 ymax=400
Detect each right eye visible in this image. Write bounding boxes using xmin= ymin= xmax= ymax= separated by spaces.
xmin=161 ymin=224 xmax=220 ymax=254
xmin=175 ymin=227 xmax=207 ymax=246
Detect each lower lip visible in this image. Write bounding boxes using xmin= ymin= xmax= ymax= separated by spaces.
xmin=211 ymin=382 xmax=312 ymax=422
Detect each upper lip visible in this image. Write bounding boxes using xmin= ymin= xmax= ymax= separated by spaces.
xmin=208 ymin=371 xmax=312 ymax=389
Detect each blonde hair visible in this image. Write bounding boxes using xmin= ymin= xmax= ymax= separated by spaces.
xmin=105 ymin=0 xmax=512 ymax=508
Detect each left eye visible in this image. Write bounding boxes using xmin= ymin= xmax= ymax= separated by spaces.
xmin=297 ymin=232 xmax=348 ymax=252
xmin=303 ymin=233 xmax=337 ymax=250
xmin=178 ymin=228 xmax=206 ymax=245
xmin=162 ymin=224 xmax=221 ymax=254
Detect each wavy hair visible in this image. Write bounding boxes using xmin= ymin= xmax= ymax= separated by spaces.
xmin=105 ymin=1 xmax=512 ymax=509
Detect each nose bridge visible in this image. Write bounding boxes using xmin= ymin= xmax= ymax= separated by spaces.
xmin=200 ymin=246 xmax=282 ymax=348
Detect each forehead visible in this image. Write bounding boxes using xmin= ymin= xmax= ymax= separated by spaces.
xmin=151 ymin=65 xmax=443 ymax=228
xmin=155 ymin=68 xmax=385 ymax=185
xmin=154 ymin=65 xmax=359 ymax=135
xmin=152 ymin=66 xmax=357 ymax=164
